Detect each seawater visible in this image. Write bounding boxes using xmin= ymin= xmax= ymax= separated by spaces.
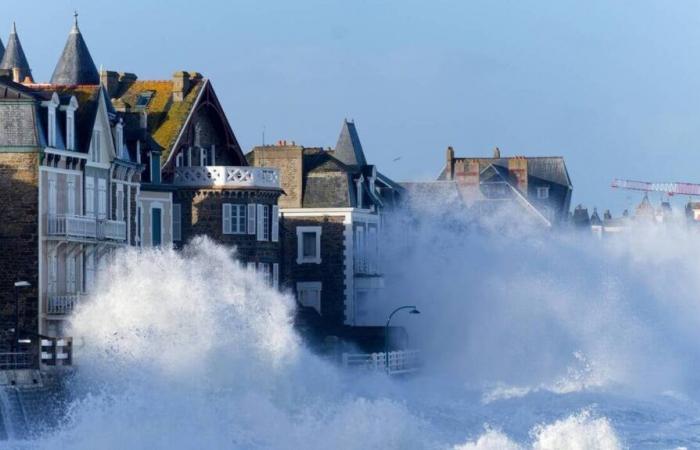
xmin=11 ymin=214 xmax=700 ymax=449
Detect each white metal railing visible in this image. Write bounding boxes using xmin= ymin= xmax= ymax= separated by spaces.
xmin=46 ymin=214 xmax=97 ymax=239
xmin=46 ymin=294 xmax=81 ymax=315
xmin=342 ymin=350 xmax=421 ymax=375
xmin=100 ymin=219 xmax=126 ymax=241
xmin=174 ymin=166 xmax=280 ymax=189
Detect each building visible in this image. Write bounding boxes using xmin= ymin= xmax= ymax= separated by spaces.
xmin=0 ymin=16 xmax=143 ymax=362
xmin=248 ymin=120 xmax=403 ymax=349
xmin=439 ymin=146 xmax=573 ymax=226
xmin=104 ymin=69 xmax=283 ymax=276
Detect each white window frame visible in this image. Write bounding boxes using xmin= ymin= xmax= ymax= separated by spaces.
xmin=537 ymin=186 xmax=550 ymax=200
xmin=90 ymin=129 xmax=101 ymax=163
xmin=258 ymin=262 xmax=271 ymax=285
xmin=66 ymin=112 xmax=75 ymax=150
xmin=48 ymin=251 xmax=58 ymax=294
xmin=222 ymin=203 xmax=247 ymax=235
xmin=85 ymin=176 xmax=95 ymax=217
xmin=66 ymin=254 xmax=77 ymax=293
xmin=84 ymin=250 xmax=95 ymax=292
xmin=172 ymin=203 xmax=182 ymax=241
xmin=116 ymin=184 xmax=124 ymax=221
xmin=296 ymin=281 xmax=322 ymax=315
xmin=97 ymin=178 xmax=107 ymax=219
xmin=296 ymin=226 xmax=322 ymax=264
xmin=48 ymin=106 xmax=57 ymax=148
xmin=271 ymin=205 xmax=279 ymax=242
xmin=176 ymin=152 xmax=183 ymax=167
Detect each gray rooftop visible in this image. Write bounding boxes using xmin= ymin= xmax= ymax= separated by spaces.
xmin=0 ymin=37 xmax=4 ymax=62
xmin=334 ymin=119 xmax=367 ymax=167
xmin=50 ymin=15 xmax=99 ymax=85
xmin=0 ymin=23 xmax=32 ymax=79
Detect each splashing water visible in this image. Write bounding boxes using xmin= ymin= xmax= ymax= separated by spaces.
xmin=12 ymin=209 xmax=700 ymax=448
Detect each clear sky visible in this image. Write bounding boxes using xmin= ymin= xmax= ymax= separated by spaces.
xmin=5 ymin=0 xmax=700 ymax=213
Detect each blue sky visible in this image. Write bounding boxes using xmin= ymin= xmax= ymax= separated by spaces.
xmin=6 ymin=0 xmax=700 ymax=213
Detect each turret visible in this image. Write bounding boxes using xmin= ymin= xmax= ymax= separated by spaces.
xmin=0 ymin=22 xmax=33 ymax=83
xmin=50 ymin=13 xmax=99 ymax=85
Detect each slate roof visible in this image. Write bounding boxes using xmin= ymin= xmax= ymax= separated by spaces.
xmin=0 ymin=37 xmax=4 ymax=62
xmin=334 ymin=119 xmax=367 ymax=167
xmin=50 ymin=16 xmax=100 ymax=85
xmin=0 ymin=23 xmax=32 ymax=79
xmin=438 ymin=156 xmax=572 ymax=188
xmin=115 ymin=78 xmax=205 ymax=159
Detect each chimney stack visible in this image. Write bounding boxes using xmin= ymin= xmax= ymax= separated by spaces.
xmin=493 ymin=147 xmax=501 ymax=158
xmin=172 ymin=71 xmax=191 ymax=102
xmin=100 ymin=70 xmax=119 ymax=98
xmin=446 ymin=146 xmax=455 ymax=180
xmin=507 ymin=156 xmax=528 ymax=193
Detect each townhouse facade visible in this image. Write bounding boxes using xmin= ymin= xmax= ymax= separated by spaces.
xmin=0 ymin=17 xmax=145 ymax=362
xmin=248 ymin=120 xmax=403 ymax=349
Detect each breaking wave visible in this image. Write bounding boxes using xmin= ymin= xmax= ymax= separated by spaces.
xmin=14 ymin=206 xmax=700 ymax=449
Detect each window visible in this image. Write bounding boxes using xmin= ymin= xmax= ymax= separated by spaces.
xmin=150 ymin=152 xmax=161 ymax=184
xmin=271 ymin=206 xmax=279 ymax=242
xmin=354 ymin=226 xmax=366 ymax=273
xmin=151 ymin=207 xmax=162 ymax=247
xmin=296 ymin=282 xmax=322 ymax=315
xmin=90 ymin=129 xmax=101 ymax=162
xmin=48 ymin=251 xmax=58 ymax=294
xmin=258 ymin=263 xmax=270 ymax=285
xmin=272 ymin=263 xmax=279 ymax=289
xmin=85 ymin=177 xmax=95 ymax=217
xmin=84 ymin=251 xmax=95 ymax=292
xmin=296 ymin=226 xmax=321 ymax=264
xmin=116 ymin=122 xmax=124 ymax=159
xmin=537 ymin=186 xmax=550 ymax=200
xmin=97 ymin=179 xmax=107 ymax=219
xmin=116 ymin=184 xmax=124 ymax=221
xmin=222 ymin=204 xmax=247 ymax=234
xmin=135 ymin=91 xmax=154 ymax=108
xmin=257 ymin=204 xmax=270 ymax=241
xmin=176 ymin=153 xmax=183 ymax=167
xmin=47 ymin=173 xmax=57 ymax=215
xmin=66 ymin=255 xmax=76 ymax=293
xmin=66 ymin=112 xmax=75 ymax=150
xmin=173 ymin=203 xmax=182 ymax=241
xmin=247 ymin=204 xmax=256 ymax=235
xmin=48 ymin=107 xmax=56 ymax=147
xmin=67 ymin=175 xmax=76 ymax=216
xmin=200 ymin=147 xmax=208 ymax=166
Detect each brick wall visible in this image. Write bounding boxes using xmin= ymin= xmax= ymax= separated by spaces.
xmin=0 ymin=153 xmax=39 ymax=352
xmin=282 ymin=216 xmax=347 ymax=328
xmin=249 ymin=146 xmax=303 ymax=208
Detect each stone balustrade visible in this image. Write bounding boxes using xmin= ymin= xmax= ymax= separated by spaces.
xmin=173 ymin=166 xmax=280 ymax=189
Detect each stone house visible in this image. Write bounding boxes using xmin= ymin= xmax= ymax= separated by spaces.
xmin=105 ymin=69 xmax=282 ymax=280
xmin=0 ymin=16 xmax=143 ymax=361
xmin=248 ymin=120 xmax=403 ymax=349
xmin=438 ymin=146 xmax=573 ymax=226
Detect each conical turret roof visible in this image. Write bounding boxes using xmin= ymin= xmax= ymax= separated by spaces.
xmin=0 ymin=22 xmax=32 ymax=78
xmin=334 ymin=119 xmax=367 ymax=167
xmin=50 ymin=13 xmax=99 ymax=85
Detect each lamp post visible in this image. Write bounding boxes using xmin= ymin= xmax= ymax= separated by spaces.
xmin=13 ymin=281 xmax=30 ymax=355
xmin=384 ymin=305 xmax=420 ymax=373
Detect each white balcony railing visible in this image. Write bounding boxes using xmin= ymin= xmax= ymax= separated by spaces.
xmin=342 ymin=350 xmax=421 ymax=375
xmin=100 ymin=219 xmax=127 ymax=241
xmin=47 ymin=214 xmax=97 ymax=239
xmin=46 ymin=294 xmax=81 ymax=315
xmin=46 ymin=214 xmax=126 ymax=242
xmin=174 ymin=166 xmax=280 ymax=189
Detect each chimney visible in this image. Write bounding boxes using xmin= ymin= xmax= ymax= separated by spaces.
xmin=454 ymin=159 xmax=480 ymax=187
xmin=12 ymin=67 xmax=22 ymax=83
xmin=445 ymin=146 xmax=455 ymax=180
xmin=493 ymin=147 xmax=501 ymax=158
xmin=172 ymin=71 xmax=191 ymax=102
xmin=100 ymin=70 xmax=120 ymax=98
xmin=507 ymin=156 xmax=528 ymax=193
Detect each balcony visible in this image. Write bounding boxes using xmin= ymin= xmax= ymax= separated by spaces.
xmin=46 ymin=214 xmax=97 ymax=239
xmin=174 ymin=166 xmax=280 ymax=189
xmin=46 ymin=294 xmax=81 ymax=315
xmin=45 ymin=215 xmax=126 ymax=243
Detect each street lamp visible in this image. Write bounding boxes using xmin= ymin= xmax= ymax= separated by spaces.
xmin=384 ymin=305 xmax=420 ymax=373
xmin=13 ymin=281 xmax=30 ymax=354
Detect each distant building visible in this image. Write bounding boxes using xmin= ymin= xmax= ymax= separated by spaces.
xmin=248 ymin=120 xmax=403 ymax=349
xmin=438 ymin=146 xmax=573 ymax=226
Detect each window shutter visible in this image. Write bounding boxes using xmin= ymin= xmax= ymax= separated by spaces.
xmin=271 ymin=205 xmax=279 ymax=242
xmin=247 ymin=204 xmax=256 ymax=235
xmin=222 ymin=203 xmax=232 ymax=234
xmin=272 ymin=263 xmax=279 ymax=289
xmin=256 ymin=204 xmax=264 ymax=241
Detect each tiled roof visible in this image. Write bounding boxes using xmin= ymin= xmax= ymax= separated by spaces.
xmin=0 ymin=23 xmax=31 ymax=79
xmin=116 ymin=79 xmax=204 ymax=159
xmin=50 ymin=18 xmax=99 ymax=85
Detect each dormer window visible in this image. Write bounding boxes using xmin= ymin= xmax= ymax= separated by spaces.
xmin=356 ymin=175 xmax=364 ymax=209
xmin=135 ymin=91 xmax=154 ymax=108
xmin=63 ymin=96 xmax=78 ymax=151
xmin=48 ymin=106 xmax=57 ymax=147
xmin=116 ymin=119 xmax=125 ymax=159
xmin=537 ymin=186 xmax=550 ymax=199
xmin=90 ymin=129 xmax=101 ymax=163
